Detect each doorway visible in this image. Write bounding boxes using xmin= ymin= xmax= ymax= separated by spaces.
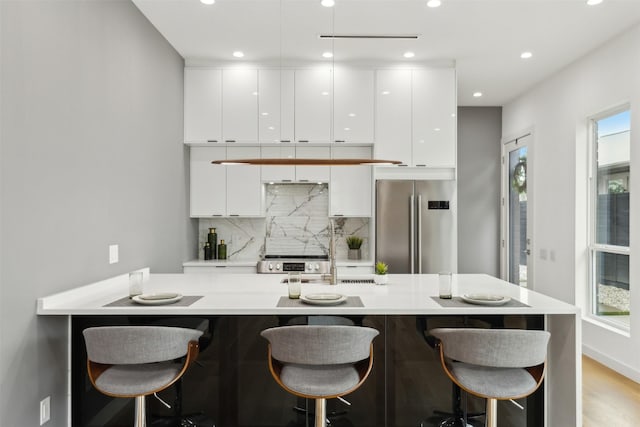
xmin=502 ymin=134 xmax=532 ymax=287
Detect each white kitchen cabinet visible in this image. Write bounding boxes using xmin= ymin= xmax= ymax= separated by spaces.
xmin=330 ymin=146 xmax=372 ymax=217
xmin=338 ymin=265 xmax=374 ymax=275
xmin=190 ymin=146 xmax=226 ymax=217
xmin=294 ymin=68 xmax=332 ymax=143
xmin=333 ymin=68 xmax=374 ymax=143
xmin=295 ymin=146 xmax=331 ymax=182
xmin=258 ymin=69 xmax=295 ymax=143
xmin=184 ymin=69 xmax=222 ymax=143
xmin=412 ymin=68 xmax=457 ymax=168
xmin=226 ymin=146 xmax=264 ymax=216
xmin=183 ymin=265 xmax=257 ymax=274
xmin=222 ymin=69 xmax=258 ymax=143
xmin=261 ymin=145 xmax=296 ymax=182
xmin=375 ymin=69 xmax=412 ymax=165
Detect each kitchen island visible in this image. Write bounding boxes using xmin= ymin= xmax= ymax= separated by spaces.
xmin=38 ymin=272 xmax=581 ymax=427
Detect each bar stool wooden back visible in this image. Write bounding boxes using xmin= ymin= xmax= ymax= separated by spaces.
xmin=83 ymin=326 xmax=203 ymax=427
xmin=430 ymin=328 xmax=550 ymax=427
xmin=261 ymin=325 xmax=379 ymax=427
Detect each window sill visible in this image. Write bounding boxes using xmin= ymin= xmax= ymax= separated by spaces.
xmin=582 ymin=315 xmax=630 ymax=337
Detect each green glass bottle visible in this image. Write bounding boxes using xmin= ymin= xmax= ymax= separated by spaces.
xmin=207 ymin=227 xmax=218 ymax=259
xmin=217 ymin=239 xmax=227 ymax=260
xmin=203 ymin=242 xmax=212 ymax=260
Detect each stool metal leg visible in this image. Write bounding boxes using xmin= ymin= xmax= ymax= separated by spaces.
xmin=485 ymin=398 xmax=497 ymax=427
xmin=134 ymin=395 xmax=146 ymax=427
xmin=315 ymin=398 xmax=326 ymax=427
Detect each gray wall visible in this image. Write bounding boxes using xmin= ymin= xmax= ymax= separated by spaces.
xmin=0 ymin=1 xmax=196 ymax=425
xmin=457 ymin=107 xmax=502 ymax=275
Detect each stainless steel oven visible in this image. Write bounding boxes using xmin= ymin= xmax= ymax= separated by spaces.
xmin=257 ymin=255 xmax=330 ymax=274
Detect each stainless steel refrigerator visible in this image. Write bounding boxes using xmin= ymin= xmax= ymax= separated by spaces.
xmin=375 ymin=180 xmax=457 ymax=274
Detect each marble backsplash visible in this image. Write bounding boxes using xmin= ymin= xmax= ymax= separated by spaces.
xmin=197 ymin=183 xmax=370 ymax=261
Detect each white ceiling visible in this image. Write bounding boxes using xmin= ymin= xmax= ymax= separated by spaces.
xmin=132 ymin=0 xmax=640 ymax=106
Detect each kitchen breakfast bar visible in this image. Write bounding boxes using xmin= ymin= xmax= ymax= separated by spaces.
xmin=37 ymin=272 xmax=581 ymax=427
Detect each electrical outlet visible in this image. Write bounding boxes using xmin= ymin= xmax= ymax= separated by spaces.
xmin=109 ymin=244 xmax=119 ymax=264
xmin=40 ymin=396 xmax=50 ymax=425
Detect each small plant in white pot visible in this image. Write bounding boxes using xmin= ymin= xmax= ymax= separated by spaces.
xmin=374 ymin=261 xmax=389 ymax=285
xmin=346 ymin=235 xmax=363 ymax=260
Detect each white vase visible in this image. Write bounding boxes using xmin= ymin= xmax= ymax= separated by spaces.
xmin=373 ymin=275 xmax=388 ymax=285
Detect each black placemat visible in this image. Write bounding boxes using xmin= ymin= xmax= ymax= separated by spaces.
xmin=430 ymin=296 xmax=530 ymax=308
xmin=104 ymin=295 xmax=203 ymax=307
xmin=277 ymin=296 xmax=364 ymax=308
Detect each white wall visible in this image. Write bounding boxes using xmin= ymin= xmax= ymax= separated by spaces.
xmin=503 ymin=24 xmax=640 ymax=381
xmin=0 ymin=1 xmax=196 ymax=425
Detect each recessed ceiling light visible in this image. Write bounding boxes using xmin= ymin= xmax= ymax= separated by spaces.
xmin=232 ymin=51 xmax=244 ymax=58
xmin=348 ymin=113 xmax=356 ymax=117
xmin=200 ymin=0 xmax=215 ymax=4
xmin=451 ymin=113 xmax=456 ymax=117
xmin=322 ymin=52 xmax=333 ymax=58
xmin=586 ymin=0 xmax=603 ymax=5
xmin=268 ymin=126 xmax=275 ymax=130
xmin=403 ymin=51 xmax=415 ymax=58
xmin=473 ymin=92 xmax=483 ymax=98
xmin=261 ymin=112 xmax=269 ymax=116
xmin=427 ymin=0 xmax=442 ymax=8
xmin=520 ymin=51 xmax=533 ymax=59
xmin=321 ymin=91 xmax=329 ymax=96
xmin=252 ymin=91 xmax=258 ymax=96
xmin=344 ymin=127 xmax=351 ymax=131
xmin=381 ymin=91 xmax=390 ymax=95
xmin=321 ymin=0 xmax=335 ymax=7
xmin=434 ymin=128 xmax=441 ymax=132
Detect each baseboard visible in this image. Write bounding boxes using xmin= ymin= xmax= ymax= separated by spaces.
xmin=582 ymin=344 xmax=640 ymax=384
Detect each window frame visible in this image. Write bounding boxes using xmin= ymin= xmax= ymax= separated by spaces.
xmin=587 ymin=104 xmax=631 ymax=331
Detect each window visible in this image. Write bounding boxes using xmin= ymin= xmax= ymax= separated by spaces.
xmin=589 ymin=108 xmax=630 ymax=329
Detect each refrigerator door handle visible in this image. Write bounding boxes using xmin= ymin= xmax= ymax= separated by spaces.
xmin=417 ymin=194 xmax=422 ymax=274
xmin=410 ymin=195 xmax=415 ymax=274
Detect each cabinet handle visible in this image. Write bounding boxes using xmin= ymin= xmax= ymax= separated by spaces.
xmin=298 ymin=140 xmax=309 ymax=143
xmin=230 ymin=214 xmax=239 ymax=217
xmin=333 ymin=214 xmax=344 ymax=217
xmin=298 ymin=179 xmax=309 ymax=182
xmin=416 ymin=164 xmax=426 ymax=167
xmin=212 ymin=214 xmax=223 ymax=217
xmin=207 ymin=140 xmax=218 ymax=143
xmin=280 ymin=140 xmax=291 ymax=143
xmin=334 ymin=140 xmax=345 ymax=143
xmin=398 ymin=164 xmax=408 ymax=167
xmin=215 ymin=265 xmax=227 ymax=268
xmin=225 ymin=139 xmax=236 ymax=143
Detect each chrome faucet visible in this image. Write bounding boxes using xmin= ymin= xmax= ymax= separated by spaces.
xmin=328 ymin=219 xmax=338 ymax=285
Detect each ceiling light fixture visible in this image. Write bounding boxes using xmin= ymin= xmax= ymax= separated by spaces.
xmin=403 ymin=51 xmax=415 ymax=58
xmin=321 ymin=0 xmax=335 ymax=7
xmin=232 ymin=51 xmax=244 ymax=58
xmin=473 ymin=92 xmax=483 ymax=98
xmin=427 ymin=0 xmax=442 ymax=8
xmin=520 ymin=51 xmax=533 ymax=59
xmin=322 ymin=52 xmax=333 ymax=58
xmin=586 ymin=0 xmax=603 ymax=5
xmin=214 ymin=158 xmax=402 ymax=166
xmin=200 ymin=0 xmax=215 ymax=4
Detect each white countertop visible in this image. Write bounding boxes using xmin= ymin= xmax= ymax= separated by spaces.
xmin=182 ymin=260 xmax=374 ymax=267
xmin=37 ymin=271 xmax=579 ymax=316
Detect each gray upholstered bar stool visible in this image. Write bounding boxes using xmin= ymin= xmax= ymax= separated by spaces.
xmin=430 ymin=328 xmax=550 ymax=427
xmin=261 ymin=325 xmax=379 ymax=427
xmin=83 ymin=326 xmax=203 ymax=427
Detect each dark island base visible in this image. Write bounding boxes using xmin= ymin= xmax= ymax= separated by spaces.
xmin=71 ymin=315 xmax=544 ymax=427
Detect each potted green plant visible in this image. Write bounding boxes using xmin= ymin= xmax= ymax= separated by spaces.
xmin=346 ymin=235 xmax=363 ymax=260
xmin=374 ymin=261 xmax=388 ymax=285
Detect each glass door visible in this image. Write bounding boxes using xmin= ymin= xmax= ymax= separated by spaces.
xmin=503 ymin=135 xmax=532 ymax=287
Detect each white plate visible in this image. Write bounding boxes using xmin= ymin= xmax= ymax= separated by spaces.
xmin=461 ymin=294 xmax=511 ymax=306
xmin=300 ymin=293 xmax=347 ymax=306
xmin=132 ymin=293 xmax=183 ymax=305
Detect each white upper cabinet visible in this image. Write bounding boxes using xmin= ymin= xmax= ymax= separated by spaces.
xmin=190 ymin=146 xmax=226 ymax=217
xmin=375 ymin=69 xmax=412 ymax=165
xmin=330 ymin=146 xmax=372 ymax=217
xmin=294 ymin=68 xmax=332 ymax=143
xmin=226 ymin=146 xmax=263 ymax=216
xmin=258 ymin=69 xmax=295 ymax=143
xmin=185 ymin=69 xmax=222 ymax=143
xmin=412 ymin=68 xmax=457 ymax=168
xmin=333 ymin=68 xmax=374 ymax=143
xmin=295 ymin=146 xmax=331 ymax=182
xmin=222 ymin=69 xmax=258 ymax=143
xmin=261 ymin=145 xmax=296 ymax=182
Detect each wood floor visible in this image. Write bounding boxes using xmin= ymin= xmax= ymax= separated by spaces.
xmin=583 ymin=356 xmax=640 ymax=427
